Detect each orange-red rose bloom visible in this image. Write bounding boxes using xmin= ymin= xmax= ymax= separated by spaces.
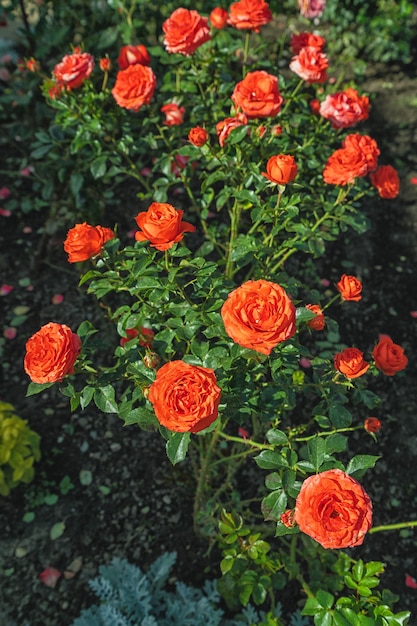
xmin=112 ymin=64 xmax=156 ymax=111
xmin=306 ymin=304 xmax=325 ymax=331
xmin=24 ymin=322 xmax=82 ymax=384
xmin=160 ymin=102 xmax=185 ymax=126
xmin=294 ymin=469 xmax=372 ymax=549
xmin=221 ymin=279 xmax=296 ymax=355
xmin=148 ymin=361 xmax=221 ymax=433
xmin=231 ymin=71 xmax=283 ymax=119
xmin=334 ymin=347 xmax=370 ymax=379
xmin=324 ymin=134 xmax=380 ymax=186
xmin=120 ymin=327 xmax=154 ymax=348
xmin=337 ymin=274 xmax=362 ymax=302
xmin=99 ymin=57 xmax=112 ymax=72
xmin=370 ymin=165 xmax=400 ymax=199
xmin=228 ymin=0 xmax=272 ymax=33
xmin=64 ymin=223 xmax=115 ymax=263
xmin=162 ymin=8 xmax=211 ymax=56
xmin=117 ymin=44 xmax=150 ymax=69
xmin=364 ymin=417 xmax=381 ymax=433
xmin=134 ymin=202 xmax=195 ymax=251
xmin=53 ymin=51 xmax=94 ymax=90
xmin=262 ymin=154 xmax=298 ymax=185
xmin=289 ymin=46 xmax=328 ymax=83
xmin=372 ymin=334 xmax=408 ymax=376
xmin=319 ymin=88 xmax=369 ymax=128
xmin=210 ymin=7 xmax=229 ymax=29
xmin=290 ymin=32 xmax=325 ymax=54
xmin=216 ymin=113 xmax=248 ymax=147
xmin=188 ymin=126 xmax=209 ymax=147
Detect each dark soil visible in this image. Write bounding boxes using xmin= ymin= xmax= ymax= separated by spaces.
xmin=0 ymin=62 xmax=417 ymax=626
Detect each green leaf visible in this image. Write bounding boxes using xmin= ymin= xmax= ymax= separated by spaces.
xmin=227 ymin=124 xmax=249 ymax=145
xmin=346 ymin=455 xmax=380 ymax=477
xmin=316 ymin=590 xmax=335 ymax=610
xmin=255 ymin=450 xmax=288 ymax=470
xmin=166 ymin=432 xmax=191 ymax=465
xmin=326 ymin=433 xmax=348 ymax=454
xmin=307 ymin=437 xmax=326 ymax=471
xmin=90 ymin=155 xmax=107 ymax=179
xmin=70 ymin=172 xmax=83 ymax=196
xmin=26 ymin=382 xmax=55 ymax=396
xmin=94 ymin=386 xmax=118 ymax=414
xmin=329 ymin=404 xmax=352 ymax=428
xmin=266 ymin=429 xmax=288 ymax=445
xmin=121 ymin=407 xmax=158 ymax=429
xmin=261 ymin=490 xmax=287 ymax=521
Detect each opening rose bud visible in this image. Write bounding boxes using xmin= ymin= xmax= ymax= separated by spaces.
xmin=262 ymin=154 xmax=298 ymax=185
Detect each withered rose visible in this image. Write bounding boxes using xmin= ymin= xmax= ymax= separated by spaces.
xmin=53 ymin=50 xmax=94 ymax=90
xmin=24 ymin=322 xmax=82 ymax=384
xmin=289 ymin=46 xmax=328 ymax=83
xmin=370 ymin=165 xmax=400 ymax=199
xmin=228 ymin=0 xmax=272 ymax=33
xmin=210 ymin=7 xmax=229 ymax=29
xmin=64 ymin=223 xmax=115 ymax=263
xmin=134 ymin=202 xmax=195 ymax=251
xmin=188 ymin=126 xmax=209 ymax=147
xmin=216 ymin=113 xmax=248 ymax=147
xmin=372 ymin=334 xmax=408 ymax=376
xmin=117 ymin=44 xmax=150 ymax=69
xmin=294 ymin=469 xmax=373 ymax=549
xmin=290 ymin=32 xmax=325 ymax=54
xmin=160 ymin=102 xmax=185 ymax=126
xmin=112 ymin=64 xmax=156 ymax=111
xmin=334 ymin=347 xmax=370 ymax=379
xmin=221 ymin=279 xmax=296 ymax=355
xmin=148 ymin=361 xmax=221 ymax=433
xmin=231 ymin=70 xmax=283 ymax=119
xmin=306 ymin=304 xmax=325 ymax=331
xmin=262 ymin=154 xmax=298 ymax=185
xmin=162 ymin=8 xmax=211 ymax=56
xmin=336 ymin=274 xmax=362 ymax=301
xmin=319 ymin=88 xmax=369 ymax=128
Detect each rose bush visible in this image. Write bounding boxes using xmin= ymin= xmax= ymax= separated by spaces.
xmin=17 ymin=1 xmax=414 ymax=622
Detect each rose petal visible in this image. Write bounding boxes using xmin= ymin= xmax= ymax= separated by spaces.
xmin=300 ymin=357 xmax=312 ymax=368
xmin=52 ymin=294 xmax=64 ymax=304
xmin=0 ymin=208 xmax=11 ymax=217
xmin=39 ymin=567 xmax=62 ymax=588
xmin=0 ymin=284 xmax=14 ymax=296
xmin=238 ymin=427 xmax=249 ymax=439
xmin=4 ymin=327 xmax=17 ymax=339
xmin=0 ymin=187 xmax=11 ymax=200
xmin=410 ymin=177 xmax=417 ymax=185
xmin=405 ymin=574 xmax=417 ymax=589
xmin=410 ymin=311 xmax=417 ymax=319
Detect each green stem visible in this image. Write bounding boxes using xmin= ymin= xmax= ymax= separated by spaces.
xmin=225 ymin=198 xmax=242 ymax=280
xmin=369 ymin=520 xmax=417 ymax=534
xmin=242 ymin=32 xmax=251 ymax=75
xmin=281 ymin=79 xmax=304 ymax=116
xmin=193 ymin=427 xmax=221 ymax=535
xmin=218 ymin=430 xmax=273 ymax=451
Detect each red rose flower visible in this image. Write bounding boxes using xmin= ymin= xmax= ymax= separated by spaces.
xmin=289 ymin=46 xmax=328 ymax=83
xmin=134 ymin=202 xmax=195 ymax=251
xmin=53 ymin=51 xmax=94 ymax=90
xmin=290 ymin=32 xmax=325 ymax=54
xmin=372 ymin=334 xmax=408 ymax=376
xmin=334 ymin=347 xmax=370 ymax=379
xmin=221 ymin=279 xmax=296 ymax=355
xmin=188 ymin=126 xmax=209 ymax=147
xmin=323 ymin=134 xmax=380 ymax=186
xmin=148 ymin=361 xmax=221 ymax=433
xmin=262 ymin=154 xmax=298 ymax=185
xmin=336 ymin=274 xmax=362 ymax=301
xmin=117 ymin=44 xmax=150 ymax=69
xmin=228 ymin=0 xmax=272 ymax=33
xmin=294 ymin=469 xmax=372 ymax=549
xmin=319 ymin=88 xmax=370 ymax=128
xmin=64 ymin=223 xmax=115 ymax=263
xmin=231 ymin=70 xmax=283 ymax=119
xmin=298 ymin=0 xmax=326 ymax=19
xmin=112 ymin=64 xmax=156 ymax=112
xmin=210 ymin=7 xmax=229 ymax=29
xmin=160 ymin=102 xmax=185 ymax=126
xmin=162 ymin=8 xmax=211 ymax=56
xmin=24 ymin=322 xmax=82 ymax=384
xmin=370 ymin=165 xmax=400 ymax=199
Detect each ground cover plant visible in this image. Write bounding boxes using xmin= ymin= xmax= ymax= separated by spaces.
xmin=1 ymin=0 xmax=417 ymax=624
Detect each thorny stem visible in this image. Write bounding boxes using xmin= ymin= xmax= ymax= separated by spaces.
xmin=369 ymin=520 xmax=417 ymax=534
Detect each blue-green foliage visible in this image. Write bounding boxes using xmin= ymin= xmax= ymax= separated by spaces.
xmin=71 ymin=552 xmax=311 ymax=626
